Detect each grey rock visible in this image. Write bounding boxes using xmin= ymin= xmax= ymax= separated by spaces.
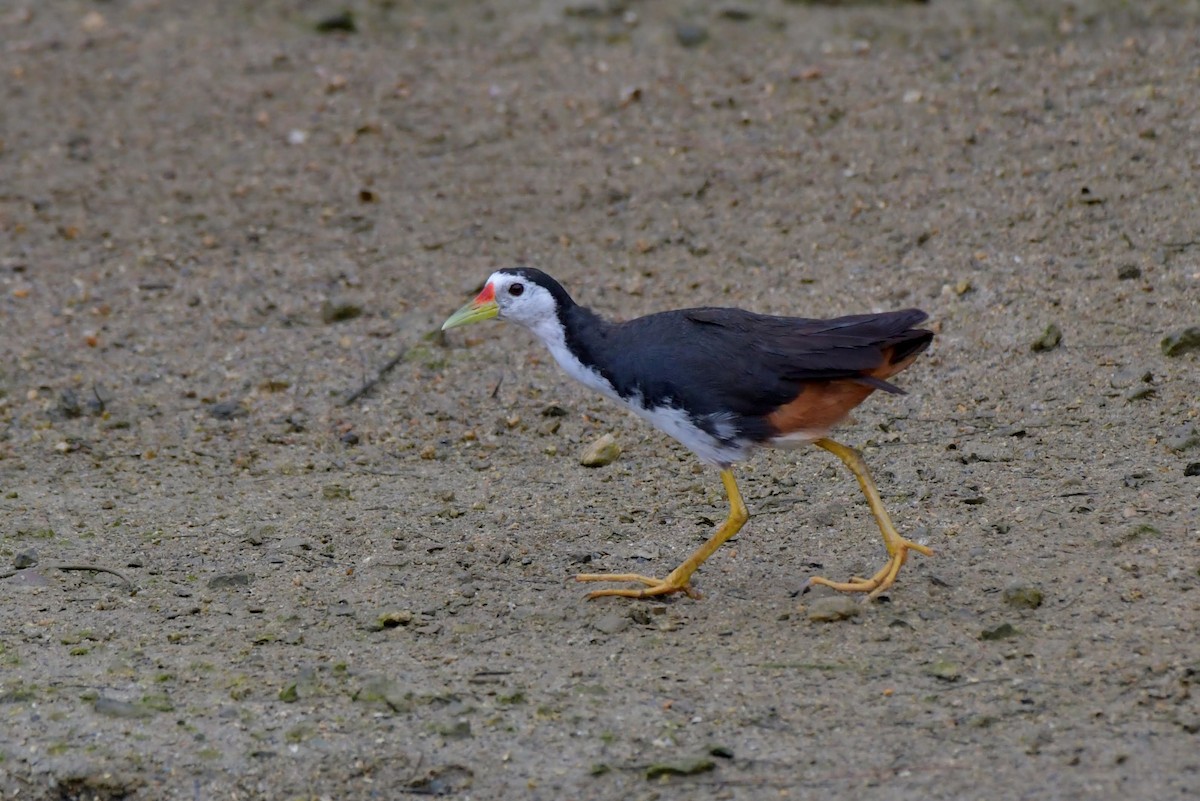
xmin=320 ymin=300 xmax=363 ymax=324
xmin=13 ymin=549 xmax=38 ymax=569
xmin=1161 ymin=326 xmax=1200 ymax=357
xmin=719 ymin=7 xmax=755 ymax=21
xmin=207 ymin=400 xmax=244 ymax=420
xmin=563 ymin=0 xmax=623 ymax=18
xmin=675 ymin=21 xmax=709 ymax=47
xmin=1124 ymin=384 xmax=1155 ymax=401
xmin=9 ymin=569 xmax=52 ymax=587
xmin=1116 ymin=264 xmax=1141 ymax=280
xmin=1165 ymin=424 xmax=1200 ymax=453
xmin=1030 ymin=323 xmax=1062 ymax=352
xmin=315 ymin=11 xmax=355 ymax=33
xmin=207 ymin=572 xmax=252 ymax=589
xmin=959 ymin=441 xmax=1012 ymax=463
xmin=924 ymin=659 xmax=961 ymax=682
xmin=592 ymin=612 xmax=630 ymax=634
xmin=1002 ymin=585 xmax=1044 ymax=609
xmin=94 ymin=697 xmax=154 ymax=719
xmin=58 ymin=389 xmax=82 ymax=419
xmin=273 ymin=536 xmax=311 ymax=551
xmin=353 ymin=676 xmax=412 ymax=713
xmin=980 ymin=622 xmax=1019 ymax=641
xmin=1110 ymin=367 xmax=1152 ymax=389
xmin=372 ymin=610 xmax=414 ymax=630
xmin=807 ymin=595 xmax=861 ymax=622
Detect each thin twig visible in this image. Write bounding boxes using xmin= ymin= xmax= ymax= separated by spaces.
xmin=342 ymin=349 xmax=407 ymax=406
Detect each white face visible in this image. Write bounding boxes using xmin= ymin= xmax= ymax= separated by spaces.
xmin=488 ymin=271 xmax=559 ymax=331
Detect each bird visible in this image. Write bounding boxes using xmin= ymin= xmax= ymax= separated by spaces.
xmin=442 ymin=267 xmax=934 ymax=601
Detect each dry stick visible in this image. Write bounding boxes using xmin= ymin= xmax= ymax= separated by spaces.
xmin=0 ymin=563 xmax=136 ymax=592
xmin=342 ymin=349 xmax=407 ymax=407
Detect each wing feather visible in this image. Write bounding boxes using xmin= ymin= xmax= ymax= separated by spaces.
xmin=568 ymin=305 xmax=931 ymax=441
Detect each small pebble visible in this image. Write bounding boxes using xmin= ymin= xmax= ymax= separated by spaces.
xmin=208 ymin=572 xmax=252 ymax=590
xmin=273 ymin=536 xmax=311 ymax=551
xmin=1124 ymin=384 xmax=1155 ymax=402
xmin=81 ymin=11 xmax=106 ymax=32
xmin=719 ymin=7 xmax=754 ymax=21
xmin=1165 ymin=424 xmax=1199 ymax=453
xmin=580 ymin=433 xmax=621 ymax=467
xmin=58 ymin=390 xmax=83 ymax=419
xmin=980 ymin=622 xmax=1019 ymax=641
xmin=207 ymin=400 xmax=244 ymax=420
xmin=674 ymin=21 xmax=709 ymax=48
xmin=645 ymin=759 xmax=715 ymax=779
xmin=959 ymin=441 xmax=1011 ymax=463
xmin=1109 ymin=367 xmax=1152 ymax=389
xmin=321 ymin=301 xmax=363 ymax=324
xmin=315 ymin=11 xmax=355 ymax=33
xmin=925 ymin=659 xmax=961 ymax=682
xmin=373 ymin=610 xmax=414 ymax=630
xmin=13 ymin=549 xmax=38 ymax=569
xmin=1185 ymin=462 xmax=1200 ymax=477
xmin=1002 ymin=585 xmax=1044 ymax=609
xmin=1030 ymin=323 xmax=1062 ymax=352
xmin=1116 ymin=264 xmax=1141 ymax=280
xmin=592 ymin=612 xmax=629 ymax=634
xmin=354 ymin=676 xmax=412 ymax=713
xmin=562 ymin=1 xmax=609 ymax=17
xmin=94 ymin=697 xmax=153 ymax=719
xmin=1161 ymin=326 xmax=1200 ymax=357
xmin=806 ymin=595 xmax=861 ymax=622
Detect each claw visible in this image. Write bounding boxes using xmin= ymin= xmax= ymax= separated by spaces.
xmin=806 ymin=537 xmax=930 ymax=600
xmin=573 ymin=468 xmax=746 ymax=602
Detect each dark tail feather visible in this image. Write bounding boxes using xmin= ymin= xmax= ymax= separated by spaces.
xmin=889 ymin=330 xmax=934 ymax=365
xmin=852 ymin=375 xmax=905 ymax=394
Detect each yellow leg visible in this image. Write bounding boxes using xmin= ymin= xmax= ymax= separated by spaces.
xmin=577 ymin=468 xmax=748 ymax=599
xmin=807 ymin=438 xmax=933 ymax=600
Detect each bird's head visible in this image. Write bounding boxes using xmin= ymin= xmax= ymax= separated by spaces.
xmin=442 ymin=268 xmax=568 ymax=333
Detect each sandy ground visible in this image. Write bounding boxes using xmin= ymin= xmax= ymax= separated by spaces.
xmin=2 ymin=1 xmax=1199 ymax=798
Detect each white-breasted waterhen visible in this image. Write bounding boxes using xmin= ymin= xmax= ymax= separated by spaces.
xmin=443 ymin=268 xmax=934 ymax=601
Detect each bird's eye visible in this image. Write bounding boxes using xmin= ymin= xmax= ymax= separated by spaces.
xmin=508 ymin=283 xmax=525 ymax=297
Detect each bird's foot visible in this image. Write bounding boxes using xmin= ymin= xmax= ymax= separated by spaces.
xmin=575 ymin=572 xmax=701 ymax=600
xmin=806 ymin=537 xmax=933 ymax=601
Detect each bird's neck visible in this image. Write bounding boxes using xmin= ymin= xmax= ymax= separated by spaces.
xmin=527 ymin=302 xmax=618 ymax=398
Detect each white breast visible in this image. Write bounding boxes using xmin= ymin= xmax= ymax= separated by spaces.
xmin=631 ymin=402 xmax=752 ymax=466
xmin=525 ymin=313 xmax=755 ymax=467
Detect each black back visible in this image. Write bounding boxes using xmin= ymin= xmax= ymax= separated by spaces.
xmin=502 ymin=269 xmax=931 ymax=445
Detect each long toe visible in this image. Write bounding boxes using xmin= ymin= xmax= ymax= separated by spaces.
xmin=807 ymin=537 xmax=930 ymax=600
xmin=575 ymin=572 xmax=699 ymax=599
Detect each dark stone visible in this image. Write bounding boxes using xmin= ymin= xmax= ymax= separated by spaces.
xmin=675 ymin=21 xmax=709 ymax=48
xmin=208 ymin=572 xmax=252 ymax=589
xmin=315 ymin=11 xmax=356 ymax=33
